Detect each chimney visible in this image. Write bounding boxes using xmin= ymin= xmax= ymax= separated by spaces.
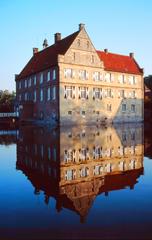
xmin=129 ymin=52 xmax=134 ymax=58
xmin=33 ymin=48 xmax=39 ymax=55
xmin=15 ymin=74 xmax=19 ymax=81
xmin=54 ymin=33 xmax=61 ymax=43
xmin=79 ymin=23 xmax=85 ymax=31
xmin=104 ymin=48 xmax=108 ymax=54
xmin=43 ymin=39 xmax=48 ymax=48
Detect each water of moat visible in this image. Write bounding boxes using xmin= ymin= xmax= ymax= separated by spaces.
xmin=0 ymin=122 xmax=152 ymax=240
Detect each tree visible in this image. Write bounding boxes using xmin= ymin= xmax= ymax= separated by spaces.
xmin=0 ymin=90 xmax=16 ymax=112
xmin=144 ymin=75 xmax=152 ymax=90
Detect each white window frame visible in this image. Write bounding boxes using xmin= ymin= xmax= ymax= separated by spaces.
xmin=40 ymin=89 xmax=43 ymax=102
xmin=122 ymin=103 xmax=126 ymax=112
xmin=40 ymin=73 xmax=43 ymax=84
xmin=47 ymin=87 xmax=50 ymax=101
xmin=33 ymin=90 xmax=36 ymax=102
xmin=52 ymin=86 xmax=56 ymax=100
xmin=131 ymin=104 xmax=136 ymax=113
xmin=47 ymin=71 xmax=50 ymax=81
xmin=52 ymin=69 xmax=56 ymax=80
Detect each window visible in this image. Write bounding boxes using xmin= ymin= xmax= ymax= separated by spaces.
xmin=120 ymin=90 xmax=125 ymax=98
xmin=19 ymin=94 xmax=21 ymax=101
xmin=34 ymin=75 xmax=36 ymax=85
xmin=64 ymin=149 xmax=75 ymax=163
xmin=73 ymin=52 xmax=76 ymax=61
xmin=48 ymin=147 xmax=51 ymax=160
xmin=131 ymin=90 xmax=136 ymax=98
xmin=47 ymin=71 xmax=50 ymax=81
xmin=107 ymin=89 xmax=112 ymax=98
xmin=122 ymin=132 xmax=127 ymax=141
xmin=66 ymin=86 xmax=72 ymax=98
xmin=40 ymin=145 xmax=44 ymax=158
xmin=82 ymin=111 xmax=85 ymax=117
xmin=129 ymin=76 xmax=136 ymax=85
xmin=68 ymin=111 xmax=72 ymax=115
xmin=40 ymin=89 xmax=43 ymax=102
xmin=131 ymin=104 xmax=136 ymax=113
xmin=91 ymin=55 xmax=94 ymax=63
xmin=105 ymin=73 xmax=112 ymax=82
xmin=93 ymin=88 xmax=101 ymax=99
xmin=122 ymin=104 xmax=126 ymax=112
xmin=25 ymin=79 xmax=27 ymax=88
xmin=87 ymin=41 xmax=89 ymax=48
xmin=77 ymin=39 xmax=80 ymax=47
xmin=65 ymin=169 xmax=76 ymax=180
xmin=107 ymin=104 xmax=112 ymax=111
xmin=79 ymin=70 xmax=88 ymax=80
xmin=19 ymin=81 xmax=21 ymax=89
xmin=47 ymin=87 xmax=50 ymax=101
xmin=40 ymin=73 xmax=43 ymax=84
xmin=80 ymin=167 xmax=89 ymax=178
xmin=94 ymin=165 xmax=103 ymax=175
xmin=28 ymin=78 xmax=31 ymax=87
xmin=52 ymin=86 xmax=56 ymax=100
xmin=53 ymin=148 xmax=56 ymax=161
xmin=33 ymin=90 xmax=36 ymax=102
xmin=64 ymin=86 xmax=75 ymax=99
xmin=93 ymin=71 xmax=101 ymax=81
xmin=80 ymin=87 xmax=88 ymax=99
xmin=119 ymin=74 xmax=126 ymax=84
xmin=64 ymin=69 xmax=73 ymax=78
xmin=79 ymin=148 xmax=89 ymax=161
xmin=25 ymin=92 xmax=28 ymax=101
xmin=52 ymin=69 xmax=56 ymax=80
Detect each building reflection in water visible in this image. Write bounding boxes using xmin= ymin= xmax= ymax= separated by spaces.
xmin=16 ymin=124 xmax=144 ymax=223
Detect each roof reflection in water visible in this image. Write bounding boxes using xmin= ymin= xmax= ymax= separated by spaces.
xmin=16 ymin=124 xmax=144 ymax=222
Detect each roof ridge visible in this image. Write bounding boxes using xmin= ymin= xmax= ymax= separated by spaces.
xmin=96 ymin=50 xmax=130 ymax=58
xmin=37 ymin=30 xmax=79 ymax=54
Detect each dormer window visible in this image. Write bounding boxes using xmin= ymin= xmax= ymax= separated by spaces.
xmin=91 ymin=55 xmax=94 ymax=63
xmin=87 ymin=41 xmax=89 ymax=49
xmin=77 ymin=39 xmax=80 ymax=47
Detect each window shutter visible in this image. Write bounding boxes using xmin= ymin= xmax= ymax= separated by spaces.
xmin=118 ymin=91 xmax=121 ymax=98
xmin=93 ymin=88 xmax=95 ymax=99
xmin=105 ymin=73 xmax=108 ymax=81
xmin=78 ymin=70 xmax=81 ymax=79
xmin=135 ymin=77 xmax=137 ymax=84
xmin=64 ymin=69 xmax=67 ymax=78
xmin=92 ymin=72 xmax=95 ymax=81
xmin=100 ymin=73 xmax=103 ymax=81
xmin=111 ymin=90 xmax=114 ymax=98
xmin=135 ymin=91 xmax=138 ymax=98
xmin=124 ymin=76 xmax=127 ymax=83
xmin=73 ymin=86 xmax=76 ymax=99
xmin=100 ymin=89 xmax=103 ymax=99
xmin=86 ymin=87 xmax=89 ymax=99
xmin=118 ymin=75 xmax=122 ymax=83
xmin=86 ymin=71 xmax=89 ymax=80
xmin=78 ymin=87 xmax=81 ymax=99
xmin=104 ymin=89 xmax=107 ymax=98
xmin=73 ymin=170 xmax=76 ymax=178
xmin=64 ymin=86 xmax=67 ymax=98
xmin=72 ymin=70 xmax=75 ymax=78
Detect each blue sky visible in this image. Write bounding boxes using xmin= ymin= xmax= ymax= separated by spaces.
xmin=0 ymin=0 xmax=152 ymax=91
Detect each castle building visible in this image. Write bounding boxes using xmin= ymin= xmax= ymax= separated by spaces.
xmin=15 ymin=24 xmax=144 ymax=125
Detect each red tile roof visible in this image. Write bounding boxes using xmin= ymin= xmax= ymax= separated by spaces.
xmin=16 ymin=31 xmax=79 ymax=80
xmin=16 ymin=30 xmax=143 ymax=81
xmin=97 ymin=50 xmax=143 ymax=75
